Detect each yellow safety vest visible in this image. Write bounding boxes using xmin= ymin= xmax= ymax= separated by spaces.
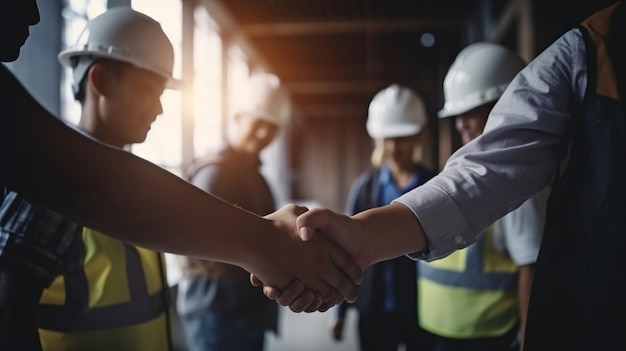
xmin=38 ymin=228 xmax=172 ymax=351
xmin=418 ymin=225 xmax=519 ymax=339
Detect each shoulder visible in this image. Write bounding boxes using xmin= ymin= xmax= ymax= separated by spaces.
xmin=351 ymin=169 xmax=380 ymax=189
xmin=185 ymin=148 xmax=231 ymax=180
xmin=519 ymin=28 xmax=586 ymax=102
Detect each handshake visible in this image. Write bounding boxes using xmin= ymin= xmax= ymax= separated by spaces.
xmin=245 ymin=202 xmax=426 ymax=313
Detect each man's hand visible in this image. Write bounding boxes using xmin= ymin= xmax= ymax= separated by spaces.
xmin=297 ymin=208 xmax=371 ymax=269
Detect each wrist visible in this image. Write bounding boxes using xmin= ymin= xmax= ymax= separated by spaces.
xmin=354 ymin=203 xmax=425 ymax=265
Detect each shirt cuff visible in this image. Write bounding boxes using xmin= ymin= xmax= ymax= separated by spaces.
xmin=393 ymin=183 xmax=474 ymax=262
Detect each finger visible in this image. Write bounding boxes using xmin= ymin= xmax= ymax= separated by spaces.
xmin=298 ymin=226 xmax=314 ymax=241
xmin=326 ymin=272 xmax=358 ymax=304
xmin=296 ymin=208 xmax=333 ymax=241
xmin=331 ymin=244 xmax=363 ymax=285
xmin=263 ymin=285 xmax=282 ymax=301
xmin=303 ymin=293 xmax=323 ymax=313
xmin=313 ymin=284 xmax=343 ymax=312
xmin=322 ymin=268 xmax=358 ymax=304
xmin=288 ymin=290 xmax=316 ymax=313
xmin=273 ymin=280 xmax=304 ymax=306
xmin=317 ymin=291 xmax=341 ymax=312
xmin=327 ymin=233 xmax=364 ymax=300
xmin=250 ymin=273 xmax=263 ymax=287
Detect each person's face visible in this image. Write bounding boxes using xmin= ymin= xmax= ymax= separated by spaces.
xmin=97 ymin=62 xmax=166 ymax=146
xmin=454 ymin=104 xmax=491 ymax=144
xmin=381 ymin=134 xmax=420 ymax=167
xmin=0 ymin=1 xmax=40 ymax=62
xmin=237 ymin=115 xmax=279 ymax=155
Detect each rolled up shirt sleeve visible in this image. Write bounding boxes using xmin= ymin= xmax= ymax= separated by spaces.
xmin=395 ymin=29 xmax=587 ymax=261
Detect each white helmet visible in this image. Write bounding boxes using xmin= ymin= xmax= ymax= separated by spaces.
xmin=366 ymin=84 xmax=428 ymax=139
xmin=233 ymin=72 xmax=291 ymax=127
xmin=58 ymin=7 xmax=177 ymax=95
xmin=438 ymin=42 xmax=525 ymax=118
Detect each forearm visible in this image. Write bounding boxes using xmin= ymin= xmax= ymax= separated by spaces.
xmin=6 ymin=72 xmax=266 ymax=265
xmin=4 ymin=68 xmax=361 ymax=307
xmin=352 ymin=202 xmax=427 ymax=266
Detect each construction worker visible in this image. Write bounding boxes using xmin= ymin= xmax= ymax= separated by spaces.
xmin=176 ymin=72 xmax=289 ymax=351
xmin=31 ymin=8 xmax=172 ymax=351
xmin=329 ymin=85 xmax=436 ymax=351
xmin=418 ymin=43 xmax=549 ymax=351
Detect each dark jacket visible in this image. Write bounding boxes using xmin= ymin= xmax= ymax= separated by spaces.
xmin=176 ymin=146 xmax=278 ymax=333
xmin=337 ymin=164 xmax=436 ymax=318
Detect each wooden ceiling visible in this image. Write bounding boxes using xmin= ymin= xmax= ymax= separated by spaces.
xmin=198 ymin=0 xmax=616 ymax=124
xmin=200 ymin=0 xmax=487 ymax=123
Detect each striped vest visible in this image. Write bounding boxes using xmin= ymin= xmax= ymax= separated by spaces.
xmin=418 ymin=225 xmax=518 ymax=338
xmin=38 ymin=228 xmax=172 ymax=351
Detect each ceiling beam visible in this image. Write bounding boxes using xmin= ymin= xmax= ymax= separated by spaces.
xmin=488 ymin=0 xmax=535 ymax=61
xmin=287 ymin=81 xmax=384 ymax=95
xmin=296 ymin=103 xmax=367 ymax=118
xmin=286 ymin=80 xmax=434 ymax=95
xmin=244 ymin=18 xmax=466 ymax=37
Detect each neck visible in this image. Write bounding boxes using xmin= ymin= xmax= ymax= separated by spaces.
xmin=78 ymin=104 xmax=125 ymax=148
xmin=387 ymin=161 xmax=416 ymax=188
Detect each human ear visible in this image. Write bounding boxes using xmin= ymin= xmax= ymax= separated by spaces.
xmin=86 ymin=63 xmax=108 ymax=98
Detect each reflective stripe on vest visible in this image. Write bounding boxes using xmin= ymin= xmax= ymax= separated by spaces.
xmin=38 ymin=228 xmax=170 ymax=349
xmin=418 ymin=225 xmax=518 ymax=338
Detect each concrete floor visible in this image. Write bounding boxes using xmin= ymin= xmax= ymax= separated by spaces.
xmin=266 ymin=306 xmax=359 ymax=351
xmin=171 ymin=302 xmax=360 ymax=351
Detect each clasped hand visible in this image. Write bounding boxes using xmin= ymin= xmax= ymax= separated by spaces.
xmin=250 ymin=206 xmax=370 ymax=313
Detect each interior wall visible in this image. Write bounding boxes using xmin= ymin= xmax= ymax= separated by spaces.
xmin=5 ymin=0 xmax=63 ymax=116
xmin=292 ymin=117 xmax=371 ymax=212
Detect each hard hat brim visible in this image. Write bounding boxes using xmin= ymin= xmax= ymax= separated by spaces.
xmin=366 ymin=124 xmax=424 ymax=139
xmin=58 ymin=49 xmax=183 ymax=91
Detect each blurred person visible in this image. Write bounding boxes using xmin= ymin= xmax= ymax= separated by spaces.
xmin=0 ymin=2 xmax=362 ymax=350
xmin=419 ymin=42 xmax=548 ymax=351
xmin=329 ymin=85 xmax=436 ymax=351
xmin=259 ymin=2 xmax=626 ymax=350
xmin=176 ymin=72 xmax=289 ymax=351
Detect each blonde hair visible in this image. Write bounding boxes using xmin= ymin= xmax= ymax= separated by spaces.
xmin=370 ymin=138 xmax=423 ymax=167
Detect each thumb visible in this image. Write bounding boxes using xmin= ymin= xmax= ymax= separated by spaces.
xmin=250 ymin=273 xmax=263 ymax=287
xmin=296 ymin=207 xmax=335 ymax=241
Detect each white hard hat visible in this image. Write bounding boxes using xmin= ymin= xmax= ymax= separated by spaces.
xmin=438 ymin=42 xmax=526 ymax=118
xmin=366 ymin=84 xmax=428 ymax=139
xmin=58 ymin=7 xmax=178 ymax=94
xmin=234 ymin=72 xmax=291 ymax=127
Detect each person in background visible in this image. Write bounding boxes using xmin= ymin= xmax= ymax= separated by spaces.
xmin=418 ymin=42 xmax=548 ymax=351
xmin=329 ymin=84 xmax=436 ymax=351
xmin=0 ymin=2 xmax=362 ymax=350
xmin=265 ymin=2 xmax=626 ymax=350
xmin=176 ymin=72 xmax=289 ymax=351
xmin=15 ymin=8 xmax=173 ymax=350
